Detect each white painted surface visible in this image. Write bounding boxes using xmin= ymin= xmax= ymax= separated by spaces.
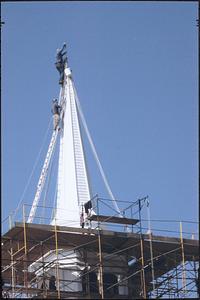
xmin=51 ymin=67 xmax=91 ymax=227
xmin=28 ymin=249 xmax=84 ymax=292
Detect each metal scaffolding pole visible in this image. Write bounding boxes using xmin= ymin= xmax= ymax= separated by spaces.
xmin=146 ymin=200 xmax=155 ymax=296
xmin=41 ymin=241 xmax=47 ymax=298
xmin=97 ymin=198 xmax=104 ymax=299
xmin=54 ymin=220 xmax=61 ymax=299
xmin=138 ymin=199 xmax=147 ymax=299
xmin=9 ymin=240 xmax=15 ymax=298
xmin=175 ymin=255 xmax=179 ymax=298
xmin=23 ymin=204 xmax=28 ymax=297
xmin=180 ymin=221 xmax=186 ymax=297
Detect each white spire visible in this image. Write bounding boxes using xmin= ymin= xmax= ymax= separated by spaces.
xmin=27 ymin=55 xmax=120 ymax=225
xmin=51 ymin=66 xmax=91 ymax=226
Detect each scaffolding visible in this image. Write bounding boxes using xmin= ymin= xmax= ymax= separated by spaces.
xmin=1 ymin=197 xmax=199 ymax=299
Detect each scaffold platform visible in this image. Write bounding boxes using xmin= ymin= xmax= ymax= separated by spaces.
xmin=1 ymin=221 xmax=199 ymax=299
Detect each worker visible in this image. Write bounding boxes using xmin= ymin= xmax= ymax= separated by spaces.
xmin=51 ymin=99 xmax=61 ymax=130
xmin=84 ymin=200 xmax=92 ymax=216
xmin=55 ymin=43 xmax=67 ymax=85
xmin=49 ymin=275 xmax=56 ymax=291
xmin=80 ymin=205 xmax=85 ymax=228
xmin=80 ymin=213 xmax=85 ymax=228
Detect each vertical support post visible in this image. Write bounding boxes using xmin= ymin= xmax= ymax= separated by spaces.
xmin=126 ymin=250 xmax=130 ymax=297
xmin=97 ymin=198 xmax=104 ymax=299
xmin=41 ymin=241 xmax=47 ymax=298
xmin=17 ymin=242 xmax=20 ymax=252
xmin=167 ymin=274 xmax=171 ymax=299
xmin=180 ymin=221 xmax=186 ymax=297
xmin=10 ymin=240 xmax=15 ymax=298
xmin=156 ymin=278 xmax=158 ymax=298
xmin=23 ymin=204 xmax=28 ymax=297
xmin=146 ymin=200 xmax=155 ymax=295
xmin=193 ymin=256 xmax=198 ymax=297
xmin=138 ymin=199 xmax=146 ymax=299
xmin=54 ymin=220 xmax=61 ymax=299
xmin=83 ymin=249 xmax=90 ymax=297
xmin=175 ymin=255 xmax=179 ymax=298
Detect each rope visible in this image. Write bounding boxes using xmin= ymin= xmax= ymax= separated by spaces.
xmin=10 ymin=118 xmax=52 ymax=221
xmin=72 ymin=81 xmax=122 ymax=216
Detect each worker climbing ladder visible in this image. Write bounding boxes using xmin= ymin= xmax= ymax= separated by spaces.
xmin=28 ymin=80 xmax=66 ymax=224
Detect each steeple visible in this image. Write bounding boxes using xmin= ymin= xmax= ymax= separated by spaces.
xmin=27 ymin=44 xmax=121 ymax=226
xmin=51 ymin=63 xmax=92 ymax=226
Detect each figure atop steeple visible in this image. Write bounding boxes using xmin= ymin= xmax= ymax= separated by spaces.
xmin=55 ymin=42 xmax=68 ymax=85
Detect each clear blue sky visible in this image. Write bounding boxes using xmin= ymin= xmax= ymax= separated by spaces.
xmin=1 ymin=2 xmax=198 ymax=235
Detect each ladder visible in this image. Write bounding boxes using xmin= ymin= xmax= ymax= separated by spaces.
xmin=27 ymin=128 xmax=59 ymax=223
xmin=27 ymin=82 xmax=67 ymax=224
xmin=27 ymin=76 xmax=67 ymax=223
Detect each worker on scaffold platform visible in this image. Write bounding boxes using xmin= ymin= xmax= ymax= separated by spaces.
xmin=55 ymin=43 xmax=67 ymax=85
xmin=52 ymin=99 xmax=61 ymax=130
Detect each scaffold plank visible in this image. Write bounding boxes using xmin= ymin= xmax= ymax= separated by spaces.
xmin=87 ymin=214 xmax=139 ymax=225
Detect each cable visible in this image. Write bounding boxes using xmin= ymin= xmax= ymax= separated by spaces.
xmin=72 ymin=81 xmax=122 ymax=217
xmin=10 ymin=118 xmax=52 ymax=221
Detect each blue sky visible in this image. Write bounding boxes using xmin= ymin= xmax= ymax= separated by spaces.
xmin=1 ymin=2 xmax=198 ymax=235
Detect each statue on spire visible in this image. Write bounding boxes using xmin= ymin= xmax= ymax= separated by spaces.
xmin=55 ymin=43 xmax=67 ymax=85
